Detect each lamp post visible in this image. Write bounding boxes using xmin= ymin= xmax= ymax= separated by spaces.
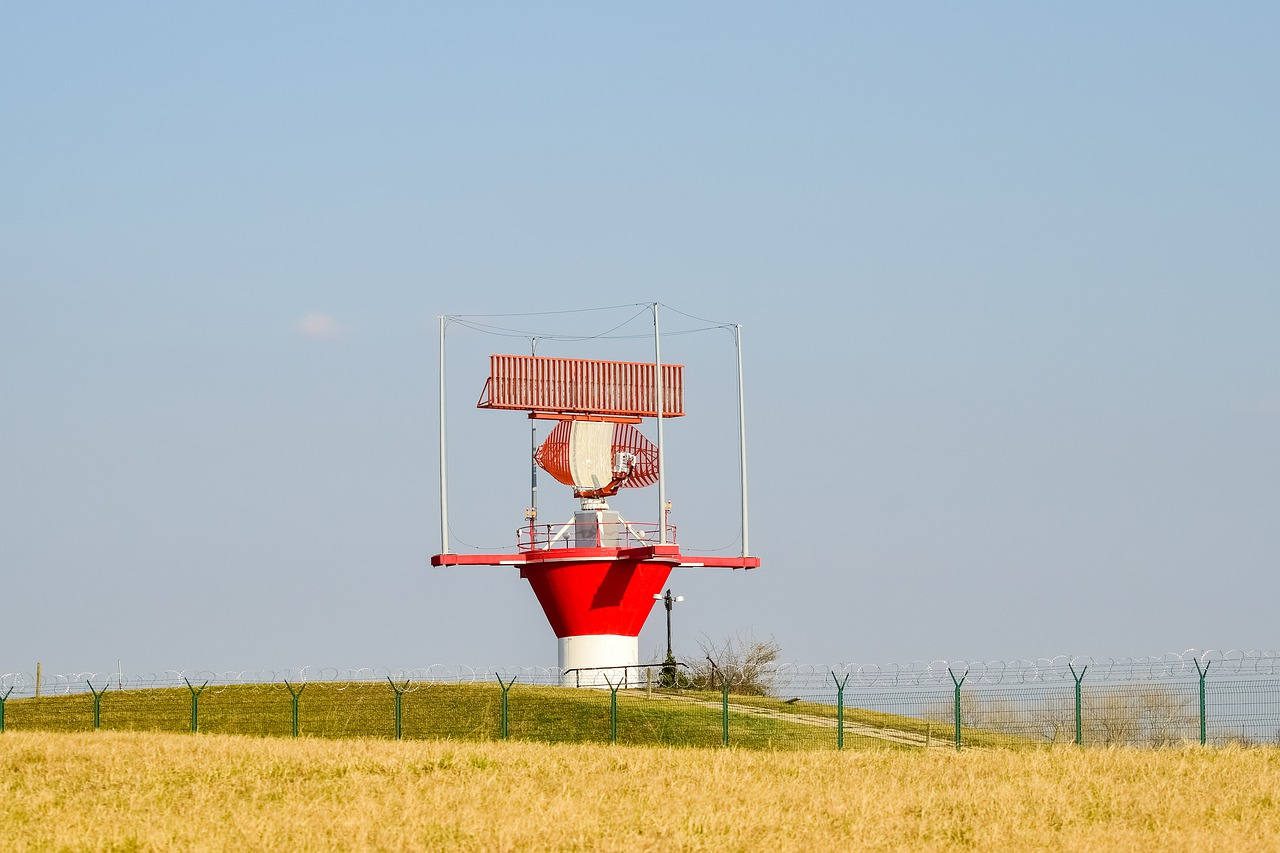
xmin=653 ymin=588 xmax=684 ymax=686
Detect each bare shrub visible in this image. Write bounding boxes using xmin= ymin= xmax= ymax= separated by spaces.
xmin=693 ymin=634 xmax=781 ymax=696
xmin=1084 ymin=685 xmax=1195 ymax=746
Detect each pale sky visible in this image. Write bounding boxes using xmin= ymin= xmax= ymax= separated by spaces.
xmin=3 ymin=4 xmax=1278 ymax=676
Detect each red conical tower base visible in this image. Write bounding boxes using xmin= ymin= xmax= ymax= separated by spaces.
xmin=433 ymin=542 xmax=758 ymax=685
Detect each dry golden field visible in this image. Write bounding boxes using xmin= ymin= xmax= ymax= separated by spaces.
xmin=3 ymin=731 xmax=1280 ymax=851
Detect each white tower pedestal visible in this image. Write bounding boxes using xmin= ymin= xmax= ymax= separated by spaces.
xmin=559 ymin=634 xmax=639 ymax=688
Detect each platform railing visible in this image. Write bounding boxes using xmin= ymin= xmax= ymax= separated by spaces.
xmin=517 ymin=520 xmax=678 ymax=551
xmin=561 ymin=661 xmax=694 ymax=689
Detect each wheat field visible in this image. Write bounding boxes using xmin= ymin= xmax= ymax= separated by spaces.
xmin=3 ymin=731 xmax=1279 ymax=850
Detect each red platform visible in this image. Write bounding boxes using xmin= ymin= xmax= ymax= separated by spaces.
xmin=431 ymin=546 xmax=759 ymax=639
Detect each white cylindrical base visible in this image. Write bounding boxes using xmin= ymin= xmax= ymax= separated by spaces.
xmin=559 ymin=634 xmax=639 ymax=688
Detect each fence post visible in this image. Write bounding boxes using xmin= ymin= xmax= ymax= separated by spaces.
xmin=387 ymin=678 xmax=409 ymax=740
xmin=183 ymin=677 xmax=208 ymax=734
xmin=704 ymin=658 xmax=730 ymax=747
xmin=1068 ymin=664 xmax=1087 ymax=746
xmin=283 ymin=680 xmax=305 ymax=738
xmin=604 ymin=675 xmax=619 ymax=744
xmin=948 ymin=668 xmax=967 ymax=751
xmin=0 ymin=687 xmax=12 ymax=733
xmin=86 ymin=681 xmax=108 ymax=730
xmin=720 ymin=679 xmax=730 ymax=747
xmin=1194 ymin=659 xmax=1211 ymax=746
xmin=831 ymin=671 xmax=850 ymax=750
xmin=495 ymin=674 xmax=516 ymax=740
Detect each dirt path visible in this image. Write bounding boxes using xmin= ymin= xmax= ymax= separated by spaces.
xmin=644 ymin=693 xmax=949 ymax=749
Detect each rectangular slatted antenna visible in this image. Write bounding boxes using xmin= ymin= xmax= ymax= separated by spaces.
xmin=478 ymin=354 xmax=685 ymax=418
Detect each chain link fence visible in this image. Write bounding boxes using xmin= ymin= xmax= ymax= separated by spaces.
xmin=3 ymin=651 xmax=1278 ymax=750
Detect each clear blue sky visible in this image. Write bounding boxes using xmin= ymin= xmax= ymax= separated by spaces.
xmin=3 ymin=4 xmax=1277 ymax=676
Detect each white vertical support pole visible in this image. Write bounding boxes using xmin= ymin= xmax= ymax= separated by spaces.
xmin=438 ymin=315 xmax=450 ymax=554
xmin=530 ymin=337 xmax=538 ymax=519
xmin=735 ymin=323 xmax=749 ymax=557
xmin=653 ymin=303 xmax=668 ymax=544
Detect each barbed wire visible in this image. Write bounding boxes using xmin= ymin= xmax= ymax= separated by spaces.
xmin=6 ymin=650 xmax=1279 ymax=698
xmin=818 ymin=649 xmax=1280 ymax=688
xmin=0 ymin=665 xmax=565 ymax=697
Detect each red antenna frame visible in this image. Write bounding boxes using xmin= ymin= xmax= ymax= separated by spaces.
xmin=477 ymin=354 xmax=685 ymax=420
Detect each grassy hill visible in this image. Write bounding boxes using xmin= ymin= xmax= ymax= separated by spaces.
xmin=0 ymin=681 xmax=980 ymax=750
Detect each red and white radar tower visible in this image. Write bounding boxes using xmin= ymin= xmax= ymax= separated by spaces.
xmin=431 ymin=306 xmax=759 ymax=686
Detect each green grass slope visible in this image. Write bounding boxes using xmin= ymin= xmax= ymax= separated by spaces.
xmin=3 ymin=683 xmax=846 ymax=749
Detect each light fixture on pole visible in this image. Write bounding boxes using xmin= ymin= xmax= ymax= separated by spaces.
xmin=653 ymin=588 xmax=684 ymax=686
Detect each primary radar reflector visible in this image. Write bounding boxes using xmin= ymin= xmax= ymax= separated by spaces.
xmin=535 ymin=420 xmax=659 ymax=498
